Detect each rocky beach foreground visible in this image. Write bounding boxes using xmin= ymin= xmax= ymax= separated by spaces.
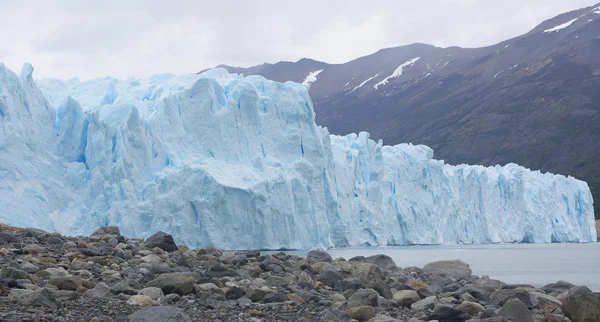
xmin=0 ymin=223 xmax=598 ymax=322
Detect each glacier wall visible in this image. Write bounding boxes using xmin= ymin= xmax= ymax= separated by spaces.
xmin=0 ymin=63 xmax=596 ymax=249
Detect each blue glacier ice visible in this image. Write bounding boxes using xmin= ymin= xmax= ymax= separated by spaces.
xmin=0 ymin=63 xmax=596 ymax=249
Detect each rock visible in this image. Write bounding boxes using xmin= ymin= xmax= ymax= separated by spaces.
xmin=1 ymin=267 xmax=31 ymax=281
xmin=143 ymin=231 xmax=178 ymax=252
xmin=423 ymin=260 xmax=472 ymax=280
xmin=147 ymin=273 xmax=195 ymax=295
xmin=264 ymin=292 xmax=287 ymax=303
xmin=428 ymin=304 xmax=471 ymax=322
xmin=317 ymin=308 xmax=351 ymax=321
xmin=307 ymin=250 xmax=333 ymax=262
xmin=92 ymin=226 xmax=121 ymax=236
xmin=529 ymin=291 xmax=562 ymax=309
xmin=562 ymin=286 xmax=600 ymax=322
xmin=225 ymin=286 xmax=245 ymax=300
xmin=345 ymin=306 xmax=376 ymax=321
xmin=318 ymin=267 xmax=343 ymax=288
xmin=353 ymin=263 xmax=385 ymax=285
xmin=128 ymin=306 xmax=191 ymax=322
xmin=49 ymin=276 xmax=83 ymax=291
xmin=248 ymin=309 xmax=264 ymax=317
xmin=16 ymin=287 xmax=57 ymax=309
xmin=335 ymin=278 xmax=363 ymax=292
xmin=23 ymin=244 xmax=46 ymax=254
xmin=127 ymin=295 xmax=154 ymax=306
xmin=112 ymin=279 xmax=141 ymax=295
xmin=364 ymin=254 xmax=396 ymax=269
xmin=8 ymin=289 xmax=33 ymax=302
xmin=141 ymin=254 xmax=162 ymax=263
xmin=459 ymin=301 xmax=485 ymax=316
xmin=368 ymin=316 xmax=402 ymax=322
xmin=366 ymin=279 xmax=392 ymax=299
xmin=205 ymin=264 xmax=239 ymax=278
xmin=459 ymin=284 xmax=495 ymax=302
xmin=498 ymin=298 xmax=534 ymax=322
xmin=348 ymin=288 xmax=380 ymax=308
xmin=196 ymin=283 xmax=220 ymax=292
xmin=39 ymin=267 xmax=71 ymax=279
xmin=542 ymin=281 xmax=575 ymax=294
xmin=393 ymin=290 xmax=420 ymax=307
xmin=84 ymin=282 xmax=112 ymax=298
xmin=138 ymin=287 xmax=165 ymax=303
xmin=246 ymin=287 xmax=267 ymax=302
xmin=490 ymin=288 xmax=532 ymax=307
xmin=411 ymin=296 xmax=440 ymax=311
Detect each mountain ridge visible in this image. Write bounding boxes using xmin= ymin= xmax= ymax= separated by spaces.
xmin=205 ymin=2 xmax=600 ymax=218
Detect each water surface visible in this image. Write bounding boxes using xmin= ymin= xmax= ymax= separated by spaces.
xmin=277 ymin=243 xmax=600 ymax=291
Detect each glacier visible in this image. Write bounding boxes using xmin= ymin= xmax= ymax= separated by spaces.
xmin=0 ymin=62 xmax=596 ymax=249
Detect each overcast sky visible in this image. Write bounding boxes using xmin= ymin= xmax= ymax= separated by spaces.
xmin=1 ymin=0 xmax=598 ymax=79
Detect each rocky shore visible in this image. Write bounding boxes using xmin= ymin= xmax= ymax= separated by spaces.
xmin=0 ymin=223 xmax=598 ymax=322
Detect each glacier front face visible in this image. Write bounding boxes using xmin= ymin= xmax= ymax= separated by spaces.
xmin=0 ymin=63 xmax=596 ymax=249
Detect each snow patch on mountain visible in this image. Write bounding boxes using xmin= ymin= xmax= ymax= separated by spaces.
xmin=302 ymin=69 xmax=324 ymax=86
xmin=351 ymin=73 xmax=380 ymax=93
xmin=543 ymin=17 xmax=580 ymax=33
xmin=374 ymin=57 xmax=420 ymax=89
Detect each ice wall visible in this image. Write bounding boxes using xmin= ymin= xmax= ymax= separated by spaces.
xmin=0 ymin=63 xmax=595 ymax=249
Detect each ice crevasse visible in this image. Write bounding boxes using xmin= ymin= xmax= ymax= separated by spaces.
xmin=0 ymin=63 xmax=596 ymax=249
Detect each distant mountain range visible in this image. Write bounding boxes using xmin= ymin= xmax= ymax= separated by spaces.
xmin=203 ymin=3 xmax=600 ymax=218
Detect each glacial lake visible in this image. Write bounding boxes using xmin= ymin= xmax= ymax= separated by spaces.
xmin=270 ymin=243 xmax=600 ymax=291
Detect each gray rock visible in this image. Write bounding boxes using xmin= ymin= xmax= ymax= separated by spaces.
xmin=39 ymin=267 xmax=71 ymax=279
xmin=307 ymin=250 xmax=332 ymax=263
xmin=368 ymin=316 xmax=402 ymax=322
xmin=459 ymin=284 xmax=495 ymax=302
xmin=16 ymin=287 xmax=57 ymax=309
xmin=334 ymin=278 xmax=363 ymax=292
xmin=205 ymin=264 xmax=239 ymax=278
xmin=542 ymin=281 xmax=575 ymax=294
xmin=56 ymin=290 xmax=80 ymax=300
xmin=318 ymin=267 xmax=343 ymax=288
xmin=49 ymin=276 xmax=83 ymax=291
xmin=225 ymin=286 xmax=245 ymax=300
xmin=459 ymin=301 xmax=485 ymax=316
xmin=490 ymin=288 xmax=532 ymax=307
xmin=428 ymin=304 xmax=471 ymax=322
xmin=364 ymin=254 xmax=396 ymax=269
xmin=411 ymin=295 xmax=440 ymax=311
xmin=92 ymin=226 xmax=121 ymax=236
xmin=128 ymin=306 xmax=191 ymax=322
xmin=143 ymin=231 xmax=178 ymax=252
xmin=348 ymin=288 xmax=379 ymax=308
xmin=147 ymin=273 xmax=194 ymax=295
xmin=316 ymin=308 xmax=351 ymax=322
xmin=562 ymin=286 xmax=600 ymax=322
xmin=366 ymin=279 xmax=392 ymax=299
xmin=138 ymin=287 xmax=165 ymax=303
xmin=0 ymin=267 xmax=31 ymax=281
xmin=84 ymin=282 xmax=112 ymax=298
xmin=264 ymin=292 xmax=287 ymax=303
xmin=423 ymin=260 xmax=472 ymax=280
xmin=345 ymin=306 xmax=376 ymax=321
xmin=498 ymin=298 xmax=534 ymax=322
xmin=392 ymin=290 xmax=420 ymax=307
xmin=112 ymin=279 xmax=141 ymax=295
xmin=246 ymin=287 xmax=267 ymax=302
xmin=265 ymin=275 xmax=289 ymax=287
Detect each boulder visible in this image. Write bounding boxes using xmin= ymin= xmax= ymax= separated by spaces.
xmin=423 ymin=260 xmax=472 ymax=280
xmin=49 ymin=276 xmax=83 ymax=291
xmin=143 ymin=231 xmax=178 ymax=252
xmin=317 ymin=267 xmax=343 ymax=288
xmin=307 ymin=250 xmax=332 ymax=263
xmin=392 ymin=290 xmax=420 ymax=307
xmin=147 ymin=273 xmax=194 ymax=295
xmin=0 ymin=267 xmax=31 ymax=281
xmin=498 ymin=298 xmax=534 ymax=322
xmin=225 ymin=286 xmax=245 ymax=300
xmin=562 ymin=286 xmax=600 ymax=322
xmin=348 ymin=288 xmax=380 ymax=307
xmin=458 ymin=301 xmax=485 ymax=316
xmin=84 ymin=282 xmax=112 ymax=298
xmin=138 ymin=287 xmax=165 ymax=303
xmin=542 ymin=281 xmax=575 ymax=294
xmin=264 ymin=292 xmax=287 ymax=303
xmin=345 ymin=306 xmax=376 ymax=321
xmin=16 ymin=287 xmax=57 ymax=309
xmin=92 ymin=226 xmax=121 ymax=236
xmin=128 ymin=306 xmax=191 ymax=322
xmin=411 ymin=296 xmax=440 ymax=311
xmin=428 ymin=304 xmax=471 ymax=322
xmin=127 ymin=295 xmax=154 ymax=306
xmin=490 ymin=288 xmax=532 ymax=307
xmin=246 ymin=288 xmax=267 ymax=302
xmin=364 ymin=254 xmax=396 ymax=269
xmin=459 ymin=284 xmax=495 ymax=302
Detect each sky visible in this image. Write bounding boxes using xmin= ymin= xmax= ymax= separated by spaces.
xmin=1 ymin=0 xmax=598 ymax=80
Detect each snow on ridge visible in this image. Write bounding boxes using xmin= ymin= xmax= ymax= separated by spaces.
xmin=302 ymin=69 xmax=324 ymax=86
xmin=350 ymin=73 xmax=380 ymax=92
xmin=374 ymin=57 xmax=421 ymax=90
xmin=543 ymin=17 xmax=579 ymax=33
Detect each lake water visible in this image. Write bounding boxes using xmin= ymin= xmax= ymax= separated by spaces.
xmin=273 ymin=243 xmax=600 ymax=291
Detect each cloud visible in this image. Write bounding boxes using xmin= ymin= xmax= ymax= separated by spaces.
xmin=0 ymin=0 xmax=597 ymax=79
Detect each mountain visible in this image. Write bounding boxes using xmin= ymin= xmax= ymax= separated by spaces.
xmin=0 ymin=64 xmax=595 ymax=249
xmin=207 ymin=3 xmax=600 ymax=219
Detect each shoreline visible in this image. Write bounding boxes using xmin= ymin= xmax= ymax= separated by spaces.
xmin=1 ymin=223 xmax=599 ymax=321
